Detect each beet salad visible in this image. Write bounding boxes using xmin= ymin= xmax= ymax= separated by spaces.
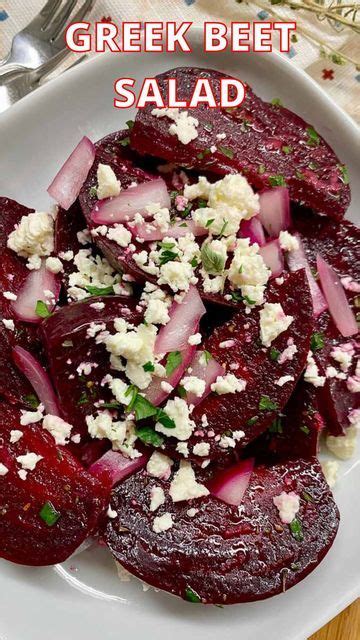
xmin=0 ymin=67 xmax=358 ymax=605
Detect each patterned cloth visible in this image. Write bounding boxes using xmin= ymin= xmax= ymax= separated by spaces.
xmin=0 ymin=0 xmax=359 ymax=123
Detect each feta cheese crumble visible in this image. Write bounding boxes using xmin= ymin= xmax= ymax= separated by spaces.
xmin=152 ymin=107 xmax=199 ymax=145
xmin=260 ymin=303 xmax=293 ymax=347
xmin=321 ymin=460 xmax=339 ymax=488
xmin=155 ymin=397 xmax=196 ymax=441
xmin=146 ymin=452 xmax=173 ymax=479
xmin=16 ymin=452 xmax=43 ymax=471
xmin=149 ymin=486 xmax=165 ymax=512
xmin=0 ymin=463 xmax=9 ymax=476
xmin=181 ymin=375 xmax=206 ymax=398
xmin=304 ymin=352 xmax=326 ymax=387
xmin=273 ymin=491 xmax=300 ymax=524
xmin=169 ymin=461 xmax=209 ymax=502
xmin=10 ymin=430 xmax=23 ymax=443
xmin=96 ymin=163 xmax=121 ymax=199
xmin=7 ymin=211 xmax=55 ymax=266
xmin=211 ymin=374 xmax=246 ymax=395
xmin=42 ymin=414 xmax=73 ymax=446
xmin=326 ymin=427 xmax=357 ymax=460
xmin=228 ymin=238 xmax=270 ymax=307
xmin=279 ymin=231 xmax=299 ymax=252
xmin=152 ymin=512 xmax=174 ymax=533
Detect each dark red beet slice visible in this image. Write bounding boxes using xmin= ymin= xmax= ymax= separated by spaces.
xmin=103 ymin=456 xmax=339 ymax=604
xmin=40 ymin=296 xmax=143 ymax=446
xmin=78 ymin=130 xmax=159 ymax=283
xmin=0 ymin=402 xmax=107 ymax=566
xmin=0 ymin=198 xmax=42 ymax=407
xmin=293 ymin=209 xmax=359 ymax=435
xmin=161 ymin=270 xmax=313 ymax=462
xmin=247 ymin=381 xmax=323 ymax=462
xmin=130 ymin=67 xmax=350 ymax=221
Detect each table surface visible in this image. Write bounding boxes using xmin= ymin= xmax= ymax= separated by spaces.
xmin=310 ymin=599 xmax=359 ymax=640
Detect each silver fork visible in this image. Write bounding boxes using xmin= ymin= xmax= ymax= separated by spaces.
xmin=0 ymin=0 xmax=96 ymax=75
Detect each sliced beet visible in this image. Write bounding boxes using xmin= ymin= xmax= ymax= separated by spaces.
xmin=162 ymin=270 xmax=313 ymax=462
xmin=130 ymin=67 xmax=350 ymax=221
xmin=104 ymin=456 xmax=339 ymax=604
xmin=0 ymin=198 xmax=42 ymax=407
xmin=78 ymin=130 xmax=158 ymax=283
xmin=247 ymin=381 xmax=323 ymax=462
xmin=0 ymin=402 xmax=107 ymax=566
xmin=293 ymin=209 xmax=359 ymax=435
xmin=40 ymin=296 xmax=143 ymax=445
xmin=54 ymin=199 xmax=88 ymax=289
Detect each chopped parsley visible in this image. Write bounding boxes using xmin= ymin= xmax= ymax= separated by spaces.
xmin=184 ymin=586 xmax=201 ymax=603
xmin=205 ymin=218 xmax=215 ymax=228
xmin=133 ymin=395 xmax=158 ymax=422
xmin=197 ymin=148 xmax=211 ymax=160
xmin=135 ymin=425 xmax=164 ymax=447
xmin=77 ymin=391 xmax=88 ymax=406
xmin=289 ymin=518 xmax=304 ymax=542
xmin=218 ymin=145 xmax=234 ymax=159
xmin=337 ymin=164 xmax=349 ymax=185
xmin=119 ymin=136 xmax=130 ymax=147
xmin=197 ymin=198 xmax=208 ymax=208
xmin=203 ymin=350 xmax=212 ymax=364
xmin=310 ymin=332 xmax=325 ymax=352
xmin=101 ymin=402 xmax=122 ymax=409
xmin=143 ymin=362 xmax=155 ymax=373
xmin=177 ymin=385 xmax=186 ymax=398
xmin=159 ymin=249 xmax=178 ymax=266
xmin=268 ymin=175 xmax=287 ymax=187
xmin=39 ymin=501 xmax=61 ymax=527
xmin=23 ymin=393 xmax=39 ymax=409
xmin=295 ymin=170 xmax=305 ymax=180
xmin=269 ymin=417 xmax=283 ymax=434
xmin=156 ymin=409 xmax=176 ymax=429
xmin=300 ymin=424 xmax=310 ymax=435
xmin=259 ymin=395 xmax=278 ymax=411
xmin=89 ymin=186 xmax=97 ymax=197
xmin=281 ymin=145 xmax=293 ymax=155
xmin=165 ymin=351 xmax=182 ymax=377
xmin=35 ymin=300 xmax=51 ymax=319
xmin=85 ymin=285 xmax=114 ymax=296
xmin=258 ymin=164 xmax=266 ymax=175
xmin=269 ymin=347 xmax=280 ymax=361
xmin=271 ymin=97 xmax=283 ymax=107
xmin=302 ymin=490 xmax=314 ymax=503
xmin=306 ymin=126 xmax=320 ymax=147
xmin=201 ymin=242 xmax=226 ymax=275
xmin=126 ymin=119 xmax=134 ymax=130
xmin=246 ymin=415 xmax=259 ymax=426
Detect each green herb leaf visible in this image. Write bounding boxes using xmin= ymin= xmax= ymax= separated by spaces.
xmin=190 ymin=257 xmax=199 ymax=268
xmin=197 ymin=148 xmax=211 ymax=160
xmin=337 ymin=164 xmax=349 ymax=185
xmin=281 ymin=145 xmax=293 ymax=155
xmin=310 ymin=332 xmax=325 ymax=352
xmin=158 ymin=241 xmax=176 ymax=250
xmin=302 ymin=490 xmax=314 ymax=503
xmin=126 ymin=119 xmax=134 ymax=130
xmin=201 ymin=242 xmax=226 ymax=275
xmin=203 ymin=350 xmax=212 ymax=364
xmin=289 ymin=518 xmax=304 ymax=542
xmin=143 ymin=361 xmax=155 ymax=373
xmin=218 ymin=145 xmax=234 ymax=159
xmin=101 ymin=402 xmax=122 ymax=409
xmin=246 ymin=415 xmax=259 ymax=426
xmin=258 ymin=164 xmax=266 ymax=175
xmin=39 ymin=501 xmax=61 ymax=527
xmin=23 ymin=393 xmax=39 ymax=409
xmin=85 ymin=285 xmax=114 ymax=296
xmin=269 ymin=347 xmax=280 ymax=361
xmin=218 ymin=220 xmax=228 ymax=239
xmin=306 ymin=126 xmax=320 ymax=147
xmin=89 ymin=186 xmax=98 ymax=197
xmin=135 ymin=425 xmax=164 ymax=447
xmin=119 ymin=136 xmax=130 ymax=147
xmin=259 ymin=395 xmax=279 ymax=411
xmin=177 ymin=385 xmax=186 ymax=398
xmin=268 ymin=175 xmax=286 ymax=187
xmin=77 ymin=391 xmax=88 ymax=406
xmin=290 ymin=562 xmax=300 ymax=571
xmin=165 ymin=351 xmax=182 ymax=377
xmin=185 ymin=586 xmax=201 ymax=603
xmin=197 ymin=198 xmax=208 ymax=208
xmin=35 ymin=300 xmax=51 ymax=319
xmin=159 ymin=249 xmax=179 ymax=266
xmin=156 ymin=409 xmax=176 ymax=429
xmin=271 ymin=97 xmax=283 ymax=107
xmin=295 ymin=170 xmax=305 ymax=180
xmin=331 ymin=53 xmax=345 ymax=66
xmin=205 ymin=218 xmax=215 ymax=228
xmin=300 ymin=424 xmax=310 ymax=435
xmin=132 ymin=395 xmax=158 ymax=421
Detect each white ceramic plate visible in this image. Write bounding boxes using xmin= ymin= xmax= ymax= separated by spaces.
xmin=0 ymin=28 xmax=359 ymax=640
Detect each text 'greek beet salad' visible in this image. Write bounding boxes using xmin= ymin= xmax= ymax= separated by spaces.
xmin=0 ymin=67 xmax=358 ymax=605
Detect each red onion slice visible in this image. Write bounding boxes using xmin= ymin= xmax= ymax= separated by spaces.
xmin=317 ymin=255 xmax=358 ymax=337
xmin=184 ymin=350 xmax=225 ymax=407
xmin=12 ymin=262 xmax=60 ymax=324
xmin=207 ymin=458 xmax=255 ymax=506
xmin=239 ymin=216 xmax=266 ymax=246
xmin=258 ymin=187 xmax=290 ymax=237
xmin=155 ymin=285 xmax=206 ymax=355
xmin=259 ymin=239 xmax=284 ymax=278
xmin=89 ymin=450 xmax=147 ymax=488
xmin=47 ymin=136 xmax=95 ymax=210
xmin=145 ymin=345 xmax=196 ymax=406
xmin=287 ymin=234 xmax=327 ymax=317
xmin=91 ymin=178 xmax=170 ymax=225
xmin=132 ymin=218 xmax=207 ymax=242
xmin=12 ymin=346 xmax=61 ymax=416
